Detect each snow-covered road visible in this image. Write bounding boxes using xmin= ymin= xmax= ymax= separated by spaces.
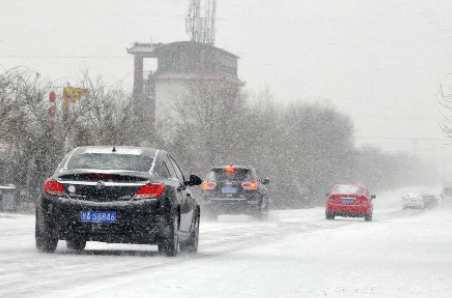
xmin=2 ymin=188 xmax=452 ymax=298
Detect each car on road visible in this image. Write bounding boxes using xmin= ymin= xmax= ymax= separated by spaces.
xmin=402 ymin=193 xmax=425 ymax=210
xmin=35 ymin=146 xmax=202 ymax=257
xmin=200 ymin=165 xmax=270 ymax=221
xmin=325 ymin=184 xmax=376 ymax=221
xmin=421 ymin=194 xmax=439 ymax=209
xmin=441 ymin=184 xmax=452 ymax=207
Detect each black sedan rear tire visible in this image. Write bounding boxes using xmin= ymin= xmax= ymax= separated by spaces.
xmin=180 ymin=212 xmax=200 ymax=254
xmin=161 ymin=213 xmax=179 ymax=257
xmin=67 ymin=239 xmax=87 ymax=251
xmin=36 ymin=231 xmax=58 ymax=253
xmin=35 ymin=208 xmax=58 ymax=253
xmin=254 ymin=205 xmax=269 ymax=221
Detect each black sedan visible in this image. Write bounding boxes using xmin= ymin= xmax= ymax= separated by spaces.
xmin=35 ymin=146 xmax=202 ymax=257
xmin=201 ymin=166 xmax=270 ymax=221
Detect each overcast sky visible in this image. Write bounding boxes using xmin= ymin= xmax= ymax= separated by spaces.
xmin=2 ymin=0 xmax=452 ymax=176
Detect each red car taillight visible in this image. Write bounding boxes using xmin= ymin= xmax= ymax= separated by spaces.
xmin=327 ymin=195 xmax=341 ymax=203
xmin=202 ymin=182 xmax=216 ymax=190
xmin=44 ymin=179 xmax=66 ymax=197
xmin=242 ymin=182 xmax=258 ymax=190
xmin=355 ymin=196 xmax=370 ymax=204
xmin=136 ymin=183 xmax=165 ymax=199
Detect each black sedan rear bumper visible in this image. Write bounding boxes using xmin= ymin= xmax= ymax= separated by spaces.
xmin=201 ymin=198 xmax=262 ymax=215
xmin=38 ymin=195 xmax=171 ymax=244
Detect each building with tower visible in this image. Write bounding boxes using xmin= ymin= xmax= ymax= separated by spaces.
xmin=127 ymin=41 xmax=242 ymax=126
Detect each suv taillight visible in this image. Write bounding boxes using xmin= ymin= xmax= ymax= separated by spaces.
xmin=44 ymin=179 xmax=66 ymax=197
xmin=136 ymin=183 xmax=165 ymax=199
xmin=242 ymin=182 xmax=258 ymax=190
xmin=202 ymin=182 xmax=216 ymax=190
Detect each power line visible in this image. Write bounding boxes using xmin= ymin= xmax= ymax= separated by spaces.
xmin=381 ymin=145 xmax=451 ymax=154
xmin=356 ymin=136 xmax=448 ymax=141
xmin=0 ymin=55 xmax=129 ymax=59
xmin=352 ymin=116 xmax=442 ymax=122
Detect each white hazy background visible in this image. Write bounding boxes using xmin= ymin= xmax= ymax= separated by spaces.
xmin=1 ymin=0 xmax=452 ymax=178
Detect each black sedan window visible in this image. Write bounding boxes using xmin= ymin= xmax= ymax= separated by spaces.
xmin=207 ymin=168 xmax=252 ymax=181
xmin=66 ymin=153 xmax=154 ymax=172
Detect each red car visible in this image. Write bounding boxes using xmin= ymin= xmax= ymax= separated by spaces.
xmin=325 ymin=184 xmax=376 ymax=221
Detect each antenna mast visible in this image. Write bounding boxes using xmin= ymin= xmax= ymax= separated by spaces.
xmin=186 ymin=0 xmax=217 ymax=45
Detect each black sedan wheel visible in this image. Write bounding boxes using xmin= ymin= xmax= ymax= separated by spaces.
xmin=254 ymin=205 xmax=269 ymax=221
xmin=160 ymin=213 xmax=179 ymax=257
xmin=35 ymin=208 xmax=58 ymax=253
xmin=180 ymin=212 xmax=200 ymax=253
xmin=67 ymin=239 xmax=87 ymax=251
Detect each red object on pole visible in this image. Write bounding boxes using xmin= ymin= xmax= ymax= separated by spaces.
xmin=49 ymin=91 xmax=56 ymax=102
xmin=48 ymin=92 xmax=56 ymax=130
xmin=48 ymin=106 xmax=55 ymax=117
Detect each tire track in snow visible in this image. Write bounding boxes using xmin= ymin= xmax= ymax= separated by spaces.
xmin=1 ymin=206 xmax=408 ymax=297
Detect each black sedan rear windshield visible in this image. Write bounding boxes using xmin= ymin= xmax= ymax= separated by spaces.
xmin=207 ymin=168 xmax=252 ymax=181
xmin=66 ymin=153 xmax=154 ymax=172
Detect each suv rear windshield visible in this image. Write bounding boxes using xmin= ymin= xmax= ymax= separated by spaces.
xmin=66 ymin=153 xmax=154 ymax=172
xmin=333 ymin=185 xmax=364 ymax=194
xmin=207 ymin=168 xmax=252 ymax=181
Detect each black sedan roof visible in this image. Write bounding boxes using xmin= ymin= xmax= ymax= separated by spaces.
xmin=73 ymin=146 xmax=160 ymax=156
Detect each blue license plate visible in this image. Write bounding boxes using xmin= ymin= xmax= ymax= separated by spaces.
xmin=81 ymin=211 xmax=117 ymax=223
xmin=342 ymin=199 xmax=355 ymax=205
xmin=222 ymin=187 xmax=237 ymax=193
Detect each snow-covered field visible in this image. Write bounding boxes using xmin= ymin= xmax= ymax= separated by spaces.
xmin=2 ymin=188 xmax=452 ymax=298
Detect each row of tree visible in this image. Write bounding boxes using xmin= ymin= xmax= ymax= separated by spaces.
xmin=0 ymin=68 xmax=438 ymax=209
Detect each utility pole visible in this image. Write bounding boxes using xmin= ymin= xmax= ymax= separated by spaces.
xmin=186 ymin=0 xmax=217 ymax=45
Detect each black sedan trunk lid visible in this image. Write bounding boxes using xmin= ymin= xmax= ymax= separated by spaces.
xmin=56 ymin=170 xmax=150 ymax=203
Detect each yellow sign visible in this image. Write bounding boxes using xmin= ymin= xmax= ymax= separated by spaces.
xmin=63 ymin=87 xmax=87 ymax=110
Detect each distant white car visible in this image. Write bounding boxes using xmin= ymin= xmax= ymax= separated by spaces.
xmin=403 ymin=193 xmax=424 ymax=210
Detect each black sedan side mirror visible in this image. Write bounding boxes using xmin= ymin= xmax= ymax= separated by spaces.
xmin=262 ymin=178 xmax=270 ymax=185
xmin=371 ymin=195 xmax=376 ymax=199
xmin=185 ymin=175 xmax=202 ymax=187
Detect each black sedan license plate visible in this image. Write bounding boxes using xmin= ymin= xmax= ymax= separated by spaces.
xmin=81 ymin=211 xmax=117 ymax=223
